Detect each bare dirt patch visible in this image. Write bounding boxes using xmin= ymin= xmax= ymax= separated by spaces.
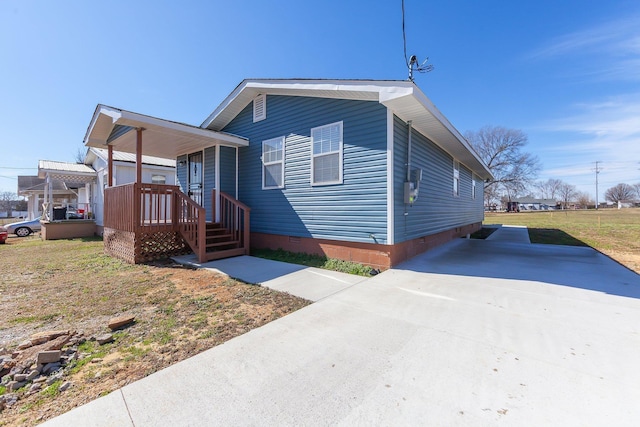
xmin=0 ymin=237 xmax=309 ymax=426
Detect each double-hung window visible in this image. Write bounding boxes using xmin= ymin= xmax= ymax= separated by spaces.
xmin=151 ymin=175 xmax=166 ymax=185
xmin=472 ymin=175 xmax=477 ymax=199
xmin=311 ymin=121 xmax=343 ymax=185
xmin=453 ymin=160 xmax=460 ymax=196
xmin=262 ymin=136 xmax=285 ymax=189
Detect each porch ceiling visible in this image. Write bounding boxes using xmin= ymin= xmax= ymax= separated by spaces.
xmin=84 ymin=105 xmax=248 ymax=159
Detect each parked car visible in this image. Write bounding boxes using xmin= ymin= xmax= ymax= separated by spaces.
xmin=5 ymin=217 xmax=42 ymax=237
xmin=0 ymin=226 xmax=7 ymax=243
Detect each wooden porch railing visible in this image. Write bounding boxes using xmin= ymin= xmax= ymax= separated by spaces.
xmin=104 ymin=184 xmax=249 ymax=263
xmin=214 ymin=191 xmax=251 ymax=255
xmin=174 ymin=189 xmax=206 ymax=262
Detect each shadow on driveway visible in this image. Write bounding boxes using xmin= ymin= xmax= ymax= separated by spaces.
xmin=398 ymin=238 xmax=640 ymax=299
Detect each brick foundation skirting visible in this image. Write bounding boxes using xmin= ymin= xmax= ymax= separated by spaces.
xmin=251 ymin=222 xmax=481 ymax=269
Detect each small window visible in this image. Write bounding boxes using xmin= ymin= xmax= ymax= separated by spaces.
xmin=453 ymin=160 xmax=460 ymax=196
xmin=472 ymin=175 xmax=477 ymax=199
xmin=311 ymin=121 xmax=343 ymax=185
xmin=152 ymin=175 xmax=166 ymax=184
xmin=262 ymin=136 xmax=285 ymax=189
xmin=253 ymin=94 xmax=266 ymax=122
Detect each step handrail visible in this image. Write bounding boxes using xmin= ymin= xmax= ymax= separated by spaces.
xmin=175 ymin=189 xmax=206 ymax=262
xmin=214 ymin=191 xmax=251 ymax=255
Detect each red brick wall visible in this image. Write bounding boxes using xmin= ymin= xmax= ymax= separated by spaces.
xmin=251 ymin=222 xmax=481 ymax=269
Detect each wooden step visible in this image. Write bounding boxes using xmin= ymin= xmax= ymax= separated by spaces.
xmin=205 ymin=240 xmax=240 ymax=250
xmin=206 ymin=233 xmax=234 ymax=242
xmin=204 ymin=247 xmax=247 ymax=261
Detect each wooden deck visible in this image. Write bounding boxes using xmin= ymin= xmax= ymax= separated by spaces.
xmin=103 ymin=183 xmax=250 ymax=264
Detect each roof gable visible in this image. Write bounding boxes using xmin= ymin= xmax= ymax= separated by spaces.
xmin=201 ymin=79 xmax=493 ymax=180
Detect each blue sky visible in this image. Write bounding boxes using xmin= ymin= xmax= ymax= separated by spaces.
xmin=1 ymin=0 xmax=639 ymax=202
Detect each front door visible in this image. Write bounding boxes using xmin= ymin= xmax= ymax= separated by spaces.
xmin=188 ymin=152 xmax=203 ymax=206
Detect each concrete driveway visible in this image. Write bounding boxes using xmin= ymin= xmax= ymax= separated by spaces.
xmin=43 ymin=231 xmax=640 ymax=426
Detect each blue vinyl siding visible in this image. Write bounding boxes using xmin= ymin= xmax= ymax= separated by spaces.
xmin=221 ymin=95 xmax=388 ymax=244
xmin=219 ymin=146 xmax=236 ymax=195
xmin=203 ymin=147 xmax=216 ymax=222
xmin=393 ymin=115 xmax=483 ymax=242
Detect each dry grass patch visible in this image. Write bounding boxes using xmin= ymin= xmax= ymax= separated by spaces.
xmin=0 ymin=236 xmax=309 ymax=426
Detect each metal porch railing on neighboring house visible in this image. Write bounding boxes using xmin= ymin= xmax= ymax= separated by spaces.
xmin=42 ymin=202 xmax=97 ymax=222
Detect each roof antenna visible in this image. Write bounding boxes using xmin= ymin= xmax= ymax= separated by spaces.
xmin=402 ymin=0 xmax=434 ymax=81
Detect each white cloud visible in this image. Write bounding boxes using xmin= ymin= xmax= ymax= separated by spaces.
xmin=534 ymin=93 xmax=640 ymax=200
xmin=527 ymin=14 xmax=640 ymax=82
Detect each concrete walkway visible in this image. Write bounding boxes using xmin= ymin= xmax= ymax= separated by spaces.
xmin=485 ymin=224 xmax=531 ymax=243
xmin=171 ymin=254 xmax=367 ymax=301
xmin=42 ymin=234 xmax=640 ymax=426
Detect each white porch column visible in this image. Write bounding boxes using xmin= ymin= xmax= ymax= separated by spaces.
xmin=45 ymin=173 xmax=53 ymax=221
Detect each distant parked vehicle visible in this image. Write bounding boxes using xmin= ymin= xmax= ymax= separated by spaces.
xmin=0 ymin=226 xmax=7 ymax=243
xmin=4 ymin=217 xmax=42 ymax=237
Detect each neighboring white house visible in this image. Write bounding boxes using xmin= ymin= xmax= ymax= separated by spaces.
xmin=18 ymin=149 xmax=175 ymax=236
xmin=83 ymin=148 xmax=176 ymax=231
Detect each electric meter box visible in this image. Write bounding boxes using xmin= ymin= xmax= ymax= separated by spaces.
xmin=404 ymin=181 xmax=419 ymax=204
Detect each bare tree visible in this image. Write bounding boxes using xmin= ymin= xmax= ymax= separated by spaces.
xmin=465 ymin=126 xmax=541 ymax=205
xmin=634 ymin=183 xmax=640 ymax=201
xmin=74 ymin=146 xmax=87 ymax=164
xmin=558 ymin=182 xmax=578 ymax=209
xmin=605 ymin=183 xmax=635 ymax=203
xmin=535 ymin=178 xmax=563 ymax=200
xmin=0 ymin=191 xmax=17 ymax=217
xmin=575 ymin=191 xmax=593 ymax=208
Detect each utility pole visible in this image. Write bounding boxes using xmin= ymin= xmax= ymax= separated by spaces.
xmin=594 ymin=161 xmax=602 ymax=210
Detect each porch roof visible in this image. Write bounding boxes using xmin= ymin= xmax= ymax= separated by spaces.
xmin=201 ymin=79 xmax=493 ymax=181
xmin=18 ymin=176 xmax=75 ymax=195
xmin=37 ymin=160 xmax=96 ymax=184
xmin=84 ymin=105 xmax=249 ymax=158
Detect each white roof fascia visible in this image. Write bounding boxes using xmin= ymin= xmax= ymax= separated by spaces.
xmin=201 ymin=79 xmax=492 ymax=180
xmin=85 ymin=105 xmax=249 ymax=149
xmin=201 ymin=79 xmax=412 ymax=129
xmin=116 ymin=109 xmax=248 ymax=146
xmin=406 ymin=86 xmax=493 ymax=180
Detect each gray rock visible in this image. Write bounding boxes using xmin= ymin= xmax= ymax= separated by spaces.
xmin=33 ymin=376 xmax=47 ymax=383
xmin=37 ymin=350 xmax=61 ymax=365
xmin=5 ymin=393 xmax=18 ymax=407
xmin=13 ymin=373 xmax=28 ymax=382
xmin=7 ymin=380 xmax=27 ymax=392
xmin=42 ymin=362 xmax=61 ymax=374
xmin=26 ymin=370 xmax=39 ymax=381
xmin=96 ymin=334 xmax=114 ymax=345
xmin=46 ymin=374 xmax=62 ymax=386
xmin=59 ymin=381 xmax=71 ymax=392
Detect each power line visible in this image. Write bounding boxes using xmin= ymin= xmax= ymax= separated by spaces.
xmin=401 ymin=0 xmax=434 ymax=81
xmin=0 ymin=166 xmax=37 ymax=170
